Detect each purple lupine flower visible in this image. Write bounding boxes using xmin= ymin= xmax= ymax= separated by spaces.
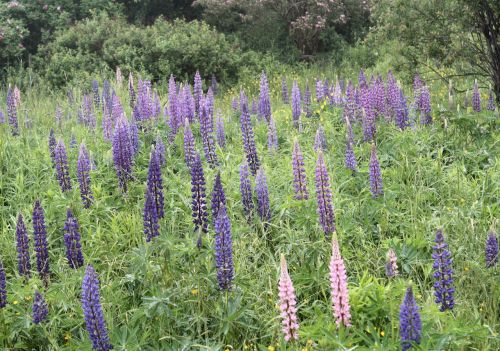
xmin=211 ymin=172 xmax=227 ymax=224
xmin=55 ymin=139 xmax=72 ymax=192
xmin=432 ymin=229 xmax=455 ymax=312
xmin=32 ymin=291 xmax=48 ymax=324
xmin=304 ymin=82 xmax=312 ymax=118
xmin=267 ymin=117 xmax=278 ymax=151
xmin=361 ymin=99 xmax=376 ymax=142
xmin=48 ymin=129 xmax=57 ymax=166
xmin=214 ymin=205 xmax=234 ymax=291
xmin=64 ymin=209 xmax=84 ymax=269
xmin=184 ymin=84 xmax=196 ymax=123
xmin=155 ymin=135 xmax=166 ymax=166
xmin=206 ymin=88 xmax=215 ymax=121
xmin=315 ymin=151 xmax=335 ymax=236
xmin=278 ymin=254 xmax=299 ymax=342
xmin=485 ymin=231 xmax=498 ymax=268
xmin=143 ymin=188 xmax=160 ymax=242
xmin=345 ymin=129 xmax=358 ymax=173
xmin=111 ymin=92 xmax=124 ymax=122
xmin=369 ymin=143 xmax=383 ymax=197
xmin=259 ymin=71 xmax=272 ymax=122
xmin=282 ymin=77 xmax=289 ymax=104
xmin=386 ymin=71 xmax=400 ymax=116
xmin=0 ymin=109 xmax=4 ymax=123
xmin=190 ymin=152 xmax=208 ymax=247
xmin=329 ymin=235 xmax=351 ymax=327
xmin=292 ymin=140 xmax=308 ymax=200
xmin=129 ymin=72 xmax=136 ymax=108
xmin=316 ymin=79 xmax=324 ymax=102
xmin=395 ymin=89 xmax=409 ymax=130
xmin=332 ymin=80 xmax=343 ymax=106
xmin=487 ymin=89 xmax=495 ymax=111
xmin=255 ymin=168 xmax=271 ymax=224
xmin=70 ymin=134 xmax=77 ymax=149
xmin=77 ymin=143 xmax=93 ymax=208
xmin=82 ymin=94 xmax=96 ymax=129
xmin=194 ymin=70 xmax=203 ymax=117
xmin=0 ymin=257 xmax=6 ymax=308
xmin=183 ymin=119 xmax=196 ymax=168
xmin=130 ymin=120 xmax=139 ymax=155
xmin=400 ymin=287 xmax=422 ymax=351
xmin=419 ymin=85 xmax=432 ymax=125
xmin=240 ymin=91 xmax=260 ymax=175
xmin=199 ymin=96 xmax=218 ymax=167
xmin=33 ymin=200 xmax=50 ymax=286
xmin=81 ymin=265 xmax=113 ymax=351
xmin=472 ymin=80 xmax=481 ymax=112
xmin=239 ymin=161 xmax=253 ymax=217
xmin=102 ymin=112 xmax=113 ymax=141
xmin=16 ymin=213 xmax=31 ymax=278
xmin=291 ymin=81 xmax=301 ymax=129
xmin=216 ymin=111 xmax=226 ymax=149
xmin=344 ymin=81 xmax=356 ymax=121
xmin=147 ymin=147 xmax=164 ymax=219
xmin=251 ymin=99 xmax=258 ymax=115
xmin=7 ymin=88 xmax=19 ymax=135
xmin=358 ymin=69 xmax=367 ymax=87
xmin=314 ymin=125 xmax=327 ymax=152
xmin=385 ymin=248 xmax=399 ymax=278
xmin=112 ymin=118 xmax=134 ymax=192
xmin=92 ymin=80 xmax=100 ymax=108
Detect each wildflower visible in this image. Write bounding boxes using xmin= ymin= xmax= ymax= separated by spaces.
xmin=240 ymin=91 xmax=260 ymax=175
xmin=190 ymin=153 xmax=208 ymax=247
xmin=0 ymin=256 xmax=6 ymax=308
xmin=32 ymin=291 xmax=48 ymax=324
xmin=78 ymin=143 xmax=93 ymax=208
xmin=183 ymin=119 xmax=196 ymax=168
xmin=399 ymin=287 xmax=422 ymax=350
xmin=7 ymin=87 xmax=19 ymax=135
xmin=211 ymin=172 xmax=227 ymax=223
xmin=33 ymin=200 xmax=50 ymax=286
xmin=194 ymin=70 xmax=203 ymax=117
xmin=16 ymin=213 xmax=31 ymax=278
xmin=329 ymin=235 xmax=351 ymax=327
xmin=64 ymin=209 xmax=84 ymax=269
xmin=292 ymin=140 xmax=308 ymax=200
xmin=259 ymin=71 xmax=272 ymax=122
xmin=278 ymin=254 xmax=299 ymax=342
xmin=291 ymin=81 xmax=301 ymax=128
xmin=385 ymin=248 xmax=398 ymax=278
xmin=199 ymin=96 xmax=218 ymax=167
xmin=267 ymin=117 xmax=278 ymax=151
xmin=55 ymin=139 xmax=72 ymax=192
xmin=214 ymin=206 xmax=234 ymax=291
xmin=369 ymin=144 xmax=383 ymax=198
xmin=147 ymin=148 xmax=164 ymax=219
xmin=432 ymin=229 xmax=455 ymax=311
xmin=239 ymin=161 xmax=253 ymax=217
xmin=255 ymin=168 xmax=271 ymax=224
xmin=112 ymin=117 xmax=134 ymax=192
xmin=485 ymin=231 xmax=498 ymax=268
xmin=315 ymin=151 xmax=335 ymax=236
xmin=216 ymin=111 xmax=226 ymax=148
xmin=487 ymin=89 xmax=495 ymax=111
xmin=314 ymin=125 xmax=327 ymax=152
xmin=143 ymin=188 xmax=160 ymax=242
xmin=472 ymin=80 xmax=481 ymax=112
xmin=304 ymin=82 xmax=312 ymax=118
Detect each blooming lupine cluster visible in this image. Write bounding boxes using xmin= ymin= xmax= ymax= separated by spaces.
xmin=155 ymin=135 xmax=166 ymax=166
xmin=396 ymin=89 xmax=409 ymax=130
xmin=77 ymin=143 xmax=93 ymax=208
xmin=214 ymin=206 xmax=234 ymax=291
xmin=0 ymin=256 xmax=6 ymax=308
xmin=194 ymin=71 xmax=203 ymax=117
xmin=147 ymin=148 xmax=164 ymax=219
xmin=64 ymin=209 xmax=84 ymax=269
xmin=485 ymin=231 xmax=498 ymax=268
xmin=216 ymin=111 xmax=226 ymax=148
xmin=129 ymin=72 xmax=136 ymax=108
xmin=82 ymin=265 xmax=113 ymax=351
xmin=240 ymin=91 xmax=260 ymax=175
xmin=432 ymin=229 xmax=455 ymax=312
xmin=313 ymin=125 xmax=327 ymax=152
xmin=143 ymin=187 xmax=160 ymax=242
xmin=33 ymin=200 xmax=50 ymax=285
xmin=82 ymin=94 xmax=96 ymax=129
xmin=259 ymin=71 xmax=272 ymax=122
xmin=255 ymin=168 xmax=271 ymax=224
xmin=112 ymin=117 xmax=134 ymax=192
xmin=55 ymin=139 xmax=72 ymax=192
xmin=472 ymin=80 xmax=481 ymax=112
xmin=345 ymin=120 xmax=358 ymax=173
xmin=329 ymin=235 xmax=351 ymax=327
xmin=190 ymin=153 xmax=208 ymax=246
xmin=369 ymin=144 xmax=383 ymax=197
xmin=16 ymin=213 xmax=31 ymax=278
xmin=385 ymin=248 xmax=399 ymax=278
xmin=278 ymin=254 xmax=299 ymax=342
xmin=316 ymin=79 xmax=324 ymax=102
xmin=292 ymin=140 xmax=308 ymax=200
xmin=33 ymin=291 xmax=49 ymax=324
xmin=315 ymin=151 xmax=336 ymax=236
xmin=183 ymin=119 xmax=196 ymax=168
xmin=199 ymin=96 xmax=219 ymax=167
xmin=291 ymin=81 xmax=301 ymax=126
xmin=400 ymin=287 xmax=422 ymax=351
xmin=7 ymin=87 xmax=18 ymax=135
xmin=487 ymin=89 xmax=495 ymax=111
xmin=239 ymin=162 xmax=254 ymax=217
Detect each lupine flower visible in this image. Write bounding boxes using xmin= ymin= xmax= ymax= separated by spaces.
xmin=251 ymin=99 xmax=258 ymax=115
xmin=77 ymin=143 xmax=93 ymax=208
xmin=385 ymin=248 xmax=398 ymax=278
xmin=16 ymin=213 xmax=31 ymax=278
xmin=395 ymin=89 xmax=409 ymax=130
xmin=419 ymin=85 xmax=432 ymax=124
xmin=13 ymin=85 xmax=21 ymax=106
xmin=0 ymin=256 xmax=6 ymax=308
xmin=282 ymin=77 xmax=289 ymax=104
xmin=82 ymin=94 xmax=96 ymax=129
xmin=7 ymin=88 xmax=19 ymax=135
xmin=183 ymin=119 xmax=196 ymax=168
xmin=155 ymin=135 xmax=166 ymax=166
xmin=291 ymin=81 xmax=301 ymax=127
xmin=304 ymin=83 xmax=312 ymax=118
xmin=0 ymin=109 xmax=4 ymax=123
xmin=345 ymin=131 xmax=357 ymax=173
xmin=267 ymin=117 xmax=278 ymax=151
xmin=64 ymin=209 xmax=84 ymax=269
xmin=54 ymin=139 xmax=72 ymax=192
xmin=369 ymin=144 xmax=383 ymax=198
xmin=315 ymin=151 xmax=336 ymax=236
xmin=48 ymin=130 xmax=57 ymax=166
xmin=70 ymin=134 xmax=77 ymax=149
xmin=214 ymin=205 xmax=234 ymax=291
xmin=143 ymin=188 xmax=160 ymax=242
xmin=278 ymin=254 xmax=299 ymax=342
xmin=128 ymin=72 xmax=136 ymax=109
xmin=194 ymin=70 xmax=203 ymax=117
xmin=190 ymin=153 xmax=208 ymax=247
xmin=255 ymin=168 xmax=271 ymax=224
xmin=147 ymin=148 xmax=164 ymax=219
xmin=359 ymin=69 xmax=367 ymax=87
xmin=32 ymin=291 xmax=48 ymax=324
xmin=487 ymin=89 xmax=495 ymax=111
xmin=33 ymin=200 xmax=50 ymax=285
xmin=314 ymin=125 xmax=327 ymax=152
xmin=329 ymin=235 xmax=351 ymax=327
xmin=112 ymin=118 xmax=133 ymax=192
xmin=211 ymin=172 xmax=226 ymax=223
xmin=199 ymin=97 xmax=218 ymax=167
xmin=239 ymin=161 xmax=253 ymax=217
xmin=472 ymin=80 xmax=481 ymax=112
xmin=316 ymin=79 xmax=324 ymax=102
xmin=130 ymin=120 xmax=139 ymax=155
xmin=362 ymin=107 xmax=376 ymax=142
xmin=216 ymin=111 xmax=226 ymax=148
xmin=81 ymin=265 xmax=113 ymax=351
xmin=259 ymin=71 xmax=272 ymax=122
xmin=240 ymin=91 xmax=260 ymax=175
xmin=292 ymin=140 xmax=308 ymax=200
xmin=432 ymin=229 xmax=455 ymax=311
xmin=400 ymin=287 xmax=422 ymax=351
xmin=485 ymin=231 xmax=498 ymax=268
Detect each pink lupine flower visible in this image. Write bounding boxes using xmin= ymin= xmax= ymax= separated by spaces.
xmin=278 ymin=254 xmax=299 ymax=342
xmin=329 ymin=235 xmax=351 ymax=327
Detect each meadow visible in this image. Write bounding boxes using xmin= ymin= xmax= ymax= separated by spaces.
xmin=0 ymin=70 xmax=498 ymax=351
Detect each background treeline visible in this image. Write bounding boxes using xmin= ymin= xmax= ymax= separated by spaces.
xmin=0 ymin=0 xmax=498 ymax=102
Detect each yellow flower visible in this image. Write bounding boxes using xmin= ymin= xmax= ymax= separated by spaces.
xmin=191 ymin=289 xmax=198 ymax=296
xmin=64 ymin=332 xmax=72 ymax=343
xmin=13 ymin=300 xmax=18 ymax=305
xmin=267 ymin=346 xmax=275 ymax=351
xmin=464 ymin=267 xmax=469 ymax=272
xmin=25 ymin=296 xmax=32 ymax=301
xmin=380 ymin=331 xmax=385 ymax=337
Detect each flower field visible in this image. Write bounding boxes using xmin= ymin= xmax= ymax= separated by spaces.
xmin=0 ymin=70 xmax=498 ymax=350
